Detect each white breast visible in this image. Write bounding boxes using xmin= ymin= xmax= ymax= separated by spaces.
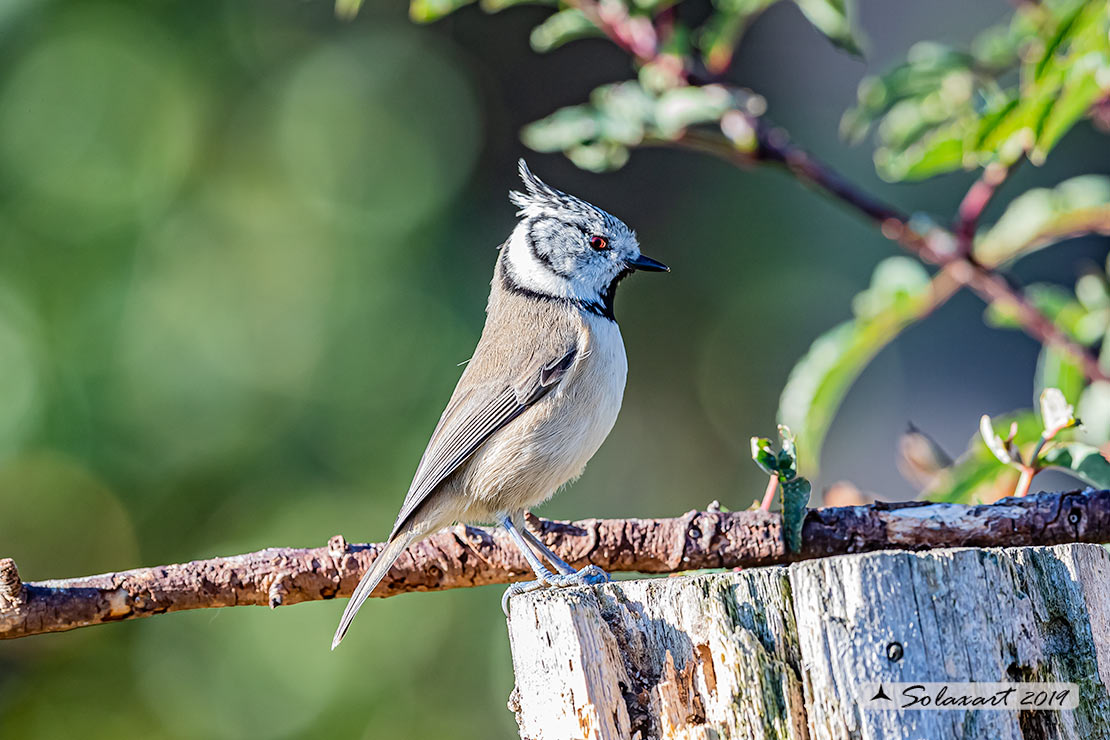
xmin=569 ymin=313 xmax=628 ymax=464
xmin=458 ymin=312 xmax=628 ymax=518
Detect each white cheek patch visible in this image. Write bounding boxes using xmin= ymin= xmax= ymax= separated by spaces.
xmin=505 ymin=226 xmax=587 ymax=301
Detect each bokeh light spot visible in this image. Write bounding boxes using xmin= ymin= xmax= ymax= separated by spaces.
xmin=274 ymin=30 xmax=480 ymax=228
xmin=0 ymin=7 xmax=202 ymax=236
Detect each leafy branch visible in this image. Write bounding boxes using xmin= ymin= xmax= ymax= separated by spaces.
xmin=339 ymin=0 xmax=1110 ymax=497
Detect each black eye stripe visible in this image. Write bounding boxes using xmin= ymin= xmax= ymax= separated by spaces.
xmin=526 ymin=217 xmax=573 ymax=278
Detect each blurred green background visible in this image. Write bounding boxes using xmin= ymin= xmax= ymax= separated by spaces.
xmin=0 ymin=0 xmax=1107 ymax=737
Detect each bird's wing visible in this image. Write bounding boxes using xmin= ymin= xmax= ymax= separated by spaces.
xmin=388 ymin=345 xmax=579 ymax=539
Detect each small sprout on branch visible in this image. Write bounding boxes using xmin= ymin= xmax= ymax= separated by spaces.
xmin=978 ymin=388 xmax=1108 ymax=498
xmin=751 ymin=425 xmax=811 ymax=552
xmin=1040 ymin=387 xmax=1078 ymax=438
xmin=979 ymin=414 xmax=1020 ymax=466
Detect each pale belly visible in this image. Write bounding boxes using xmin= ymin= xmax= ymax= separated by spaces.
xmin=454 ymin=315 xmax=628 ymax=520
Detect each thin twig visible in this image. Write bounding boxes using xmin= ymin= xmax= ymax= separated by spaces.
xmin=954 ymin=162 xmax=1012 ymax=255
xmin=3 ymin=489 xmax=1108 ymax=640
xmin=755 ymin=124 xmax=910 ymax=227
xmin=962 ymin=266 xmax=1108 ymax=381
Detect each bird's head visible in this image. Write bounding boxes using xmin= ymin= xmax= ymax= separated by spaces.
xmin=501 ymin=159 xmax=667 ymax=318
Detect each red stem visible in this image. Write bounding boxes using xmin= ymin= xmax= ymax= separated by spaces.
xmin=954 ymin=163 xmax=1011 ymax=255
xmin=760 ymin=476 xmax=778 ymax=511
xmin=1014 ymin=466 xmax=1035 ymax=498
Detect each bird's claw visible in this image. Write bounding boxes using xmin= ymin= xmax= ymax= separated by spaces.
xmin=501 ymin=579 xmax=545 ymax=615
xmin=547 ymin=564 xmax=610 ymax=587
xmin=501 ymin=565 xmax=610 ymax=617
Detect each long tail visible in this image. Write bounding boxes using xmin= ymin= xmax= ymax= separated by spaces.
xmin=331 ymin=530 xmax=419 ymax=650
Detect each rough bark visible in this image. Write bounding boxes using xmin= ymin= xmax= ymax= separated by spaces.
xmin=506 ymin=544 xmax=1110 ymax=740
xmin=507 ymin=569 xmax=807 ymax=740
xmin=792 ymin=545 xmax=1110 ymax=740
xmin=2 ymin=488 xmax=1109 ymax=640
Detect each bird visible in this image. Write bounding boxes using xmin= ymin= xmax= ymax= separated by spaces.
xmin=331 ymin=159 xmax=668 ymax=649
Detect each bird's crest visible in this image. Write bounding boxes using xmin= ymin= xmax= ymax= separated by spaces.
xmin=509 ymin=159 xmax=597 ymax=218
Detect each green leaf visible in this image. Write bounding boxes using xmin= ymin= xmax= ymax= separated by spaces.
xmin=480 ymin=0 xmax=553 ymax=11
xmin=781 ymin=476 xmax=811 ymax=553
xmin=523 ymin=81 xmax=749 ymax=170
xmin=530 ymin=9 xmax=602 ymax=53
xmin=792 ymin=0 xmax=863 ymax=55
xmin=565 ymin=142 xmax=631 ymax=172
xmin=984 ymin=283 xmax=1091 ymax=340
xmin=1035 ymin=346 xmax=1086 ymax=410
xmin=1029 ymin=0 xmax=1110 ymax=161
xmin=1077 ymin=381 xmax=1110 ymax=445
xmin=926 ymin=456 xmax=1017 ymax=504
xmin=873 ymin=130 xmax=964 ymax=182
xmin=652 ymin=86 xmax=734 ymax=137
xmin=522 ymin=84 xmax=643 ymax=171
xmin=336 ymin=0 xmax=365 ymax=18
xmin=410 ymin=0 xmax=550 ymax=18
xmin=974 ymin=176 xmax=1110 ymax=267
xmin=409 ymin=0 xmax=475 ymax=22
xmin=846 ymin=1 xmax=1110 ymax=182
xmin=698 ymin=0 xmax=861 ymax=73
xmin=751 ymin=426 xmax=803 ymax=480
xmin=1075 ymin=272 xmax=1110 ymax=312
xmin=750 ymin=436 xmax=779 ymax=475
xmin=778 ymin=257 xmax=933 ymax=474
xmin=1041 ymin=442 xmax=1110 ymax=489
xmin=698 ymin=0 xmax=778 ymax=73
xmin=842 ymin=43 xmax=981 ymax=148
xmin=776 ymin=424 xmax=799 ymax=480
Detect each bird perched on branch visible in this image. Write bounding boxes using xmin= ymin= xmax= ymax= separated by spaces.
xmin=332 ymin=160 xmax=668 ymax=649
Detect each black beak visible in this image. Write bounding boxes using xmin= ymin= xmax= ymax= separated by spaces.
xmin=626 ymin=254 xmax=669 ymax=272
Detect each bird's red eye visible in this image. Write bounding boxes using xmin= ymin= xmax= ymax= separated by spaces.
xmin=589 ymin=235 xmax=609 ymax=250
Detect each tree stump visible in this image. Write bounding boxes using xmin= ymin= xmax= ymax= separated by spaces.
xmin=505 ymin=544 xmax=1110 ymax=740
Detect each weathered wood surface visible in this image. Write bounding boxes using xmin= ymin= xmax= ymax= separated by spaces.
xmin=506 ymin=544 xmax=1110 ymax=740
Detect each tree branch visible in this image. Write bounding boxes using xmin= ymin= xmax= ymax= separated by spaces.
xmin=3 ymin=489 xmax=1108 ymax=640
xmin=669 ymin=127 xmax=1110 ymax=383
xmin=569 ymin=1 xmax=1107 ymax=382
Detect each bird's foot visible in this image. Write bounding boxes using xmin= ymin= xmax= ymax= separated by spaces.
xmin=501 ymin=565 xmax=610 ymax=617
xmin=546 ymin=564 xmax=610 ymax=588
